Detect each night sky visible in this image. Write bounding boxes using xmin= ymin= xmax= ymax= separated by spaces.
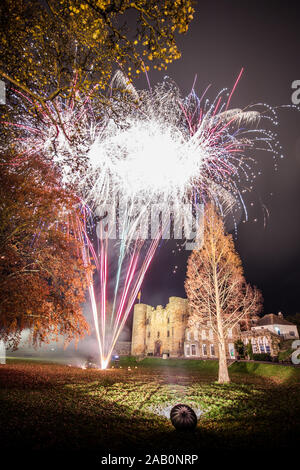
xmin=7 ymin=0 xmax=300 ymax=356
xmin=133 ymin=0 xmax=300 ymax=316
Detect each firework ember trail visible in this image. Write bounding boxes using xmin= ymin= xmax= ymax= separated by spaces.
xmin=4 ymin=69 xmax=283 ymax=368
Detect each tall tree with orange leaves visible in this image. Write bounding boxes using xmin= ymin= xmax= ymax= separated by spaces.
xmin=0 ymin=153 xmax=93 ymax=349
xmin=185 ymin=204 xmax=262 ymax=383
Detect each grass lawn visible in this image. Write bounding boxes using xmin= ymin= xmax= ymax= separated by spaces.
xmin=0 ymin=357 xmax=300 ymax=463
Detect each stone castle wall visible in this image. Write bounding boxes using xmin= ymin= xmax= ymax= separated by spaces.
xmin=131 ymin=297 xmax=282 ymax=360
xmin=131 ymin=296 xmax=241 ymax=360
xmin=131 ymin=297 xmax=189 ymax=357
xmin=112 ymin=341 xmax=131 ymax=356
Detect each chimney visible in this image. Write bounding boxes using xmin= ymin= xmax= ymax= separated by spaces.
xmin=278 ymin=312 xmax=283 ymax=318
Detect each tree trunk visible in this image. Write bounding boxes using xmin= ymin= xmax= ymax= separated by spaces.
xmin=213 ymin=265 xmax=230 ymax=384
xmin=218 ymin=338 xmax=230 ymax=383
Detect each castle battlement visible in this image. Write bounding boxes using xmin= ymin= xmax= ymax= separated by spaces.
xmin=131 ymin=296 xmax=188 ymax=357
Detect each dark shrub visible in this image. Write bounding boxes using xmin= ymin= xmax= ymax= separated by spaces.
xmin=252 ymin=353 xmax=271 ymax=362
xmin=246 ymin=342 xmax=253 ymax=360
xmin=234 ymin=340 xmax=245 ymax=359
xmin=278 ymin=349 xmax=293 ymax=363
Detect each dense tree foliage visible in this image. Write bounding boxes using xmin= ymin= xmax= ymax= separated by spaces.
xmin=0 ymin=154 xmax=92 ymax=348
xmin=0 ymin=0 xmax=195 ymax=100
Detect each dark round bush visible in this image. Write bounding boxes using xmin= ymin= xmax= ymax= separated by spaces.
xmin=170 ymin=404 xmax=197 ymax=430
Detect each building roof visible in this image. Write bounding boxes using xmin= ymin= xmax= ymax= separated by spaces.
xmin=241 ymin=329 xmax=279 ymax=339
xmin=256 ymin=313 xmax=295 ymax=327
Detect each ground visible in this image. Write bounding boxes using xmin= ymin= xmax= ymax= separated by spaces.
xmin=0 ymin=357 xmax=300 ymax=464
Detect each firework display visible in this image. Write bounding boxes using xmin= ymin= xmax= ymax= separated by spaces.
xmin=4 ymin=70 xmax=282 ymax=368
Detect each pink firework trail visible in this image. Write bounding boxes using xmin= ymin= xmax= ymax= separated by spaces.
xmin=2 ymin=69 xmax=283 ymax=369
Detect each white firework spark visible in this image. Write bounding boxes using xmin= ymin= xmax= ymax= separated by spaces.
xmin=8 ymin=71 xmax=281 ymax=234
xmin=4 ymin=72 xmax=283 ymax=368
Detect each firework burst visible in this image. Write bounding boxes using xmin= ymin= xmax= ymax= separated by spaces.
xmin=3 ymin=70 xmax=282 ymax=368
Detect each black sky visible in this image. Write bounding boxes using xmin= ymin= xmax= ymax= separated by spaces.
xmin=133 ymin=0 xmax=300 ymax=316
xmin=8 ymin=0 xmax=300 ymax=355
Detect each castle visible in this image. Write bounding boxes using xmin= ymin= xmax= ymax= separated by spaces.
xmin=131 ymin=297 xmax=188 ymax=358
xmin=131 ymin=297 xmax=298 ymax=359
xmin=131 ymin=296 xmax=239 ymax=359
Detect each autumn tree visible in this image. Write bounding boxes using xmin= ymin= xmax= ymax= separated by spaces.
xmin=0 ymin=0 xmax=195 ymax=347
xmin=0 ymin=153 xmax=93 ymax=349
xmin=185 ymin=204 xmax=262 ymax=383
xmin=0 ymin=0 xmax=195 ymax=102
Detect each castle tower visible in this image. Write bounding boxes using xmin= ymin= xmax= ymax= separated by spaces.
xmin=131 ymin=303 xmax=147 ymax=356
xmin=167 ymin=297 xmax=188 ymax=357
